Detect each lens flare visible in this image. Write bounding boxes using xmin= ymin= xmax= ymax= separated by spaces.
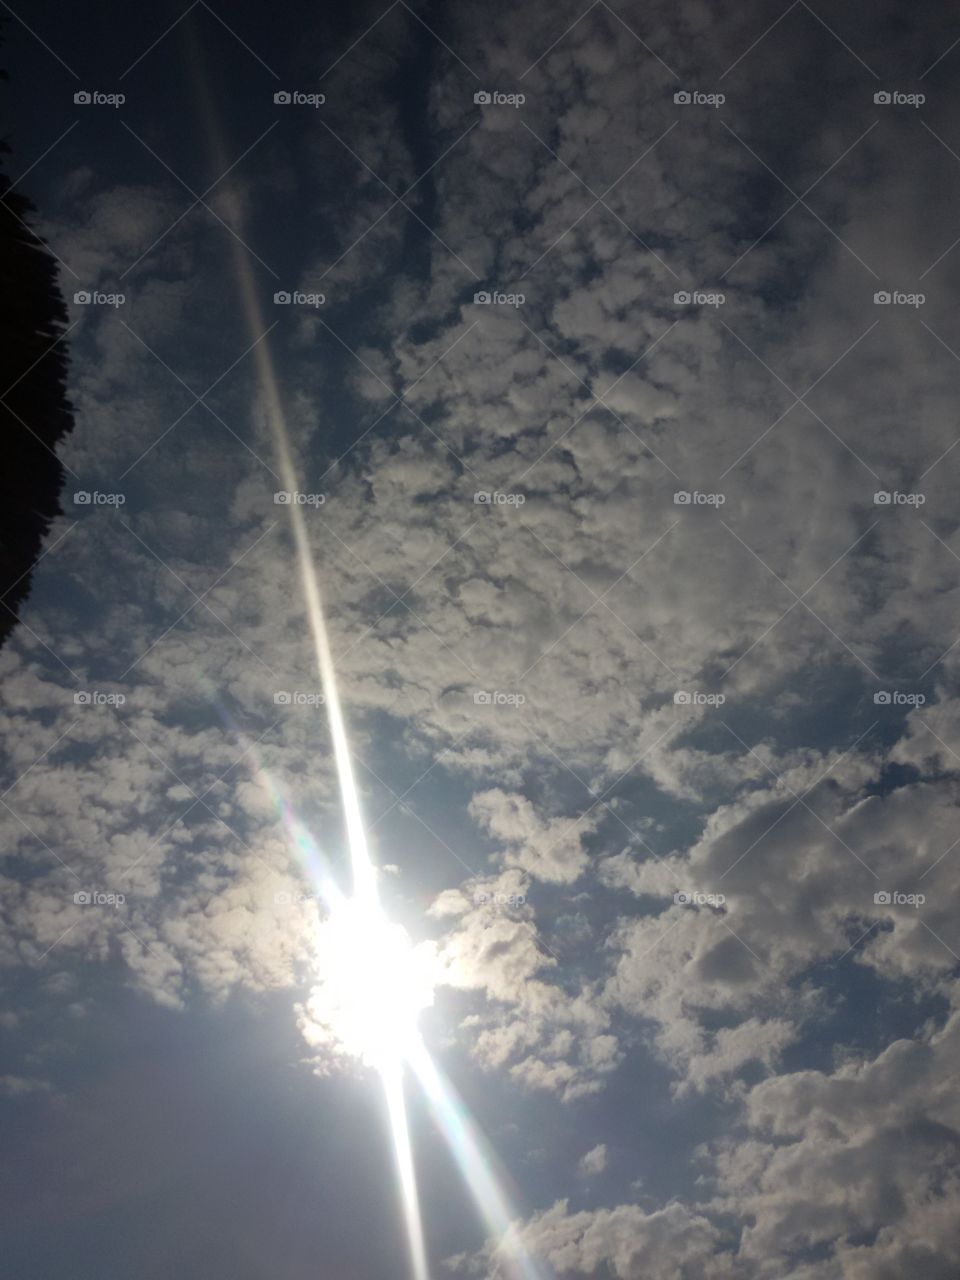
xmin=312 ymin=896 xmax=435 ymax=1068
xmin=195 ymin=72 xmax=544 ymax=1272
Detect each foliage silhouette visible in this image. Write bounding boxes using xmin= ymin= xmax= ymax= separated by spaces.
xmin=0 ymin=59 xmax=76 ymax=648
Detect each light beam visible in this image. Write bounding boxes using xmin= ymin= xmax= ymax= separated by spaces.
xmin=187 ymin=40 xmax=545 ymax=1274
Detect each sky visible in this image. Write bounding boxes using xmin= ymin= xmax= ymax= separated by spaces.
xmin=2 ymin=0 xmax=960 ymax=1276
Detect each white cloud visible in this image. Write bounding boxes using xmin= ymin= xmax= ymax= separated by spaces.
xmin=469 ymin=788 xmax=597 ymax=883
xmin=578 ymin=1142 xmax=607 ymax=1175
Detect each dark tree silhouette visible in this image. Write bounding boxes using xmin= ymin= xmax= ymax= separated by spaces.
xmin=0 ymin=61 xmax=76 ymax=649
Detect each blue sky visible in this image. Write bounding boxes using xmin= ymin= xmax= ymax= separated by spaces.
xmin=3 ymin=1 xmax=960 ymax=1276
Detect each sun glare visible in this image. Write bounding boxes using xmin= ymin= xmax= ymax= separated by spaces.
xmin=312 ymin=896 xmax=435 ymax=1069
xmin=225 ymin=231 xmax=542 ymax=1280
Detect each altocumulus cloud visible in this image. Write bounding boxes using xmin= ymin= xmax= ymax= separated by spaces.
xmin=3 ymin=0 xmax=960 ymax=1275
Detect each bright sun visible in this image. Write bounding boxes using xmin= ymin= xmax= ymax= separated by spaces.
xmin=309 ymin=895 xmax=435 ymax=1069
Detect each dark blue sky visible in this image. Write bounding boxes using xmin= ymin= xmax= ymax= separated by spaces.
xmin=3 ymin=1 xmax=960 ymax=1277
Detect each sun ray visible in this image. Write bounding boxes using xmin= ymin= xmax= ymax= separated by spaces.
xmin=382 ymin=1059 xmax=431 ymax=1280
xmin=210 ymin=142 xmax=543 ymax=1279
